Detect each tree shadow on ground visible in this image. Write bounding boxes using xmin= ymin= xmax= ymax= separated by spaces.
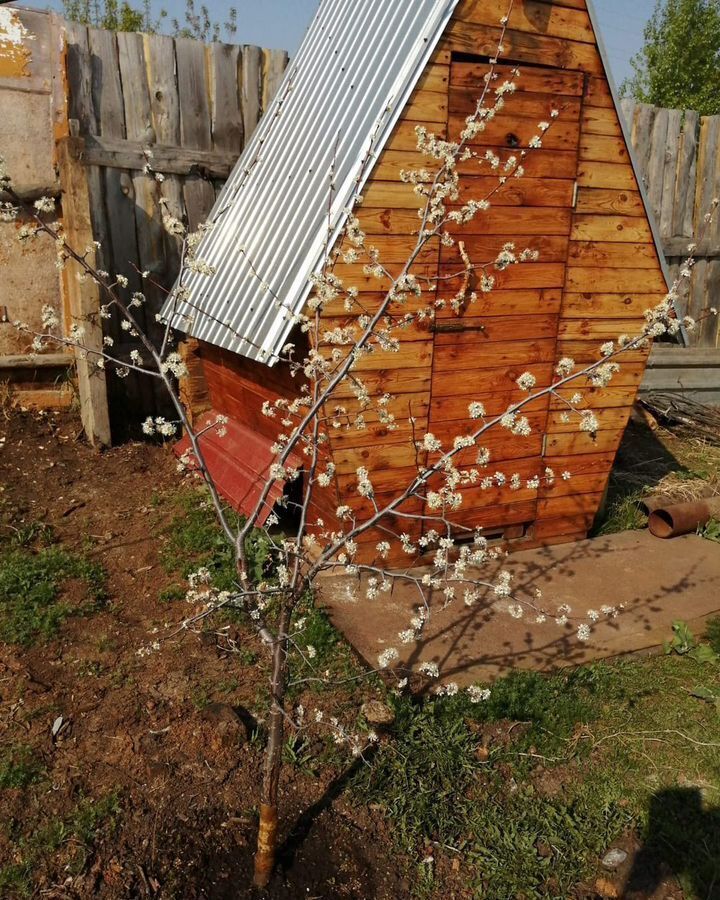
xmin=277 ymin=750 xmax=376 ymax=874
xmin=625 ymin=787 xmax=720 ymax=899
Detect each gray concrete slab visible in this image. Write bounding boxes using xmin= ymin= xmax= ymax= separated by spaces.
xmin=319 ymin=531 xmax=720 ymax=685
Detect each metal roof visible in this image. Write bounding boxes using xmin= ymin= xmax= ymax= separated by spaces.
xmin=164 ymin=0 xmax=678 ymax=363
xmin=163 ymin=0 xmax=461 ymax=365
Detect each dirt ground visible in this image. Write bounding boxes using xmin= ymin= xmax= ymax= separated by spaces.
xmin=2 ymin=404 xmax=717 ymax=900
xmin=0 ymin=407 xmax=408 ymax=899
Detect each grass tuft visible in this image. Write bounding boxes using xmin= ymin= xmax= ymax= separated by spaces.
xmin=0 ymin=546 xmax=106 ymax=646
xmin=0 ymin=793 xmax=121 ymax=895
xmin=355 ymin=645 xmax=720 ymax=899
xmin=0 ymin=744 xmax=45 ymax=790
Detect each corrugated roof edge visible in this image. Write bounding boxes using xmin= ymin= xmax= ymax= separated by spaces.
xmin=161 ymin=0 xmax=462 ymax=366
xmin=258 ymin=0 xmax=464 ymax=365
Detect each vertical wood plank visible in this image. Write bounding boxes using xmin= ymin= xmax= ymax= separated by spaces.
xmin=659 ymin=107 xmax=681 ymax=239
xmin=117 ymin=32 xmax=159 ymax=276
xmin=144 ymin=33 xmax=185 ymax=271
xmin=65 ymin=21 xmax=97 ymax=135
xmin=176 ymin=37 xmax=212 ymax=149
xmin=647 ymin=107 xmax=669 ymax=225
xmin=262 ymin=48 xmax=288 ymax=112
xmin=63 ymin=21 xmax=120 ymax=436
xmin=241 ymin=44 xmax=262 ymax=138
xmin=117 ymin=30 xmax=165 ymax=354
xmin=699 ymin=260 xmax=720 ymax=346
xmin=56 ymin=139 xmax=112 ymax=445
xmin=176 ymin=37 xmax=215 ymax=230
xmin=690 ymin=116 xmax=720 ymax=343
xmin=88 ymin=26 xmax=149 ymax=434
xmin=88 ymin=27 xmax=125 ymax=139
xmin=674 ymin=109 xmax=699 ymax=239
xmin=210 ymin=41 xmax=243 ymax=153
xmin=619 ymin=98 xmax=635 ymax=133
xmin=631 ymin=103 xmax=655 ymax=188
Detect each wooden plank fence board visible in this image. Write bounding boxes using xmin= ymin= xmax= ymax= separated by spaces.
xmin=144 ymin=33 xmax=184 ymax=275
xmin=674 ymin=110 xmax=699 ymax=239
xmin=56 ymin=137 xmax=112 ymax=445
xmin=58 ymin=19 xmax=289 ymax=438
xmin=241 ymin=45 xmax=262 ymax=137
xmin=118 ymin=30 xmax=163 ymax=337
xmin=659 ymin=108 xmax=681 ymax=239
xmin=210 ymin=42 xmax=243 ymax=153
xmin=176 ymin=37 xmax=215 ymax=229
xmin=625 ymin=101 xmax=720 ymax=348
xmin=263 ymin=49 xmax=288 ymax=111
xmin=646 ymin=107 xmax=668 ymax=225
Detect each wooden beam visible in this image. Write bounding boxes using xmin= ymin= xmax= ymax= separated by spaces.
xmin=663 ymin=237 xmax=720 ymax=258
xmin=56 ymin=137 xmax=112 ymax=446
xmin=648 ymin=346 xmax=720 ymax=367
xmin=0 ymin=353 xmax=73 ymax=369
xmin=60 ymin=133 xmax=238 ymax=179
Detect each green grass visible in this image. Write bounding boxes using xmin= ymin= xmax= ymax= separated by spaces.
xmin=161 ymin=491 xmax=239 ymax=591
xmin=354 ymin=643 xmax=720 ymax=899
xmin=0 ymin=793 xmax=121 ymax=896
xmin=0 ymin=545 xmax=106 ymax=646
xmin=595 ymin=489 xmax=648 ymax=535
xmin=0 ymin=744 xmax=45 ymax=790
xmin=700 ymin=518 xmax=720 ymax=543
xmin=160 ymin=488 xmax=277 ymax=593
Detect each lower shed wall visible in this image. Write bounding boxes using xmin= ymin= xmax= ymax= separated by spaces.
xmin=195 ymin=338 xmax=634 ymax=568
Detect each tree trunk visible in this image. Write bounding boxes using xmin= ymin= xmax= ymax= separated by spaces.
xmin=253 ymin=606 xmax=291 ymax=888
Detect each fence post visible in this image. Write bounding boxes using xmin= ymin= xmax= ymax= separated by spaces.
xmin=56 ymin=133 xmax=112 ymax=446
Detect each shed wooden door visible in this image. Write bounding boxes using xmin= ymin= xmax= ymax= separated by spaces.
xmin=424 ymin=60 xmax=586 ymax=540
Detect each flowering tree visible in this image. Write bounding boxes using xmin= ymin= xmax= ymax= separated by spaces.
xmin=0 ymin=9 xmax=714 ymax=885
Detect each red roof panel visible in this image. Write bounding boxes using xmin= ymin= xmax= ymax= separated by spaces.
xmin=173 ymin=411 xmax=299 ymax=526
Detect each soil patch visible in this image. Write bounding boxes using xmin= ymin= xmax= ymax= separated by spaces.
xmin=0 ymin=408 xmax=407 ymax=898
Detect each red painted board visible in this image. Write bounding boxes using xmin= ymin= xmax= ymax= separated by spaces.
xmin=173 ymin=410 xmax=300 ymax=526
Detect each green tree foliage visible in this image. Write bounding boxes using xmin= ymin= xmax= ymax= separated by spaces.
xmin=171 ymin=0 xmax=237 ymax=42
xmin=622 ymin=0 xmax=720 ymax=115
xmin=62 ymin=0 xmax=237 ymax=42
xmin=61 ymin=0 xmax=164 ymax=33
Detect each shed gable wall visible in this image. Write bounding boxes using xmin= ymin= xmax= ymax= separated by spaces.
xmin=447 ymin=0 xmax=666 ymax=547
xmin=193 ymin=0 xmax=668 ymax=566
xmin=315 ymin=0 xmax=668 ymax=563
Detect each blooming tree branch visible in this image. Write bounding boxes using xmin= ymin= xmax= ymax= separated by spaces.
xmin=1 ymin=1 xmax=717 ymax=882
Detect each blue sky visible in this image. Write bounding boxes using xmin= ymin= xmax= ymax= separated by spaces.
xmin=36 ymin=0 xmax=657 ymax=89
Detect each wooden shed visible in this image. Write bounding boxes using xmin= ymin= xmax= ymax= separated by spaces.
xmin=167 ymin=0 xmax=671 ymax=567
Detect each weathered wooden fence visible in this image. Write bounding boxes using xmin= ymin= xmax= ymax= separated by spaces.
xmin=61 ymin=23 xmax=288 ymax=441
xmin=0 ymin=9 xmax=287 ymax=442
xmin=622 ymin=100 xmax=720 ymax=350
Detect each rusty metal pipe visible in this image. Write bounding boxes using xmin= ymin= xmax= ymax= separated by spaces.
xmin=648 ymin=498 xmax=720 ymax=539
xmin=641 ymin=488 xmax=720 ymax=515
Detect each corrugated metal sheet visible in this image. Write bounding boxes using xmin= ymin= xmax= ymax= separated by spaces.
xmin=162 ymin=0 xmax=461 ymax=365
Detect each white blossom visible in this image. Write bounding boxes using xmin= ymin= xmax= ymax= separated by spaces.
xmin=467 ymin=685 xmax=491 ymax=703
xmin=418 ymin=661 xmax=439 ymax=678
xmin=377 ymin=647 xmax=399 ymax=669
xmin=516 ymin=371 xmax=536 ymax=391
